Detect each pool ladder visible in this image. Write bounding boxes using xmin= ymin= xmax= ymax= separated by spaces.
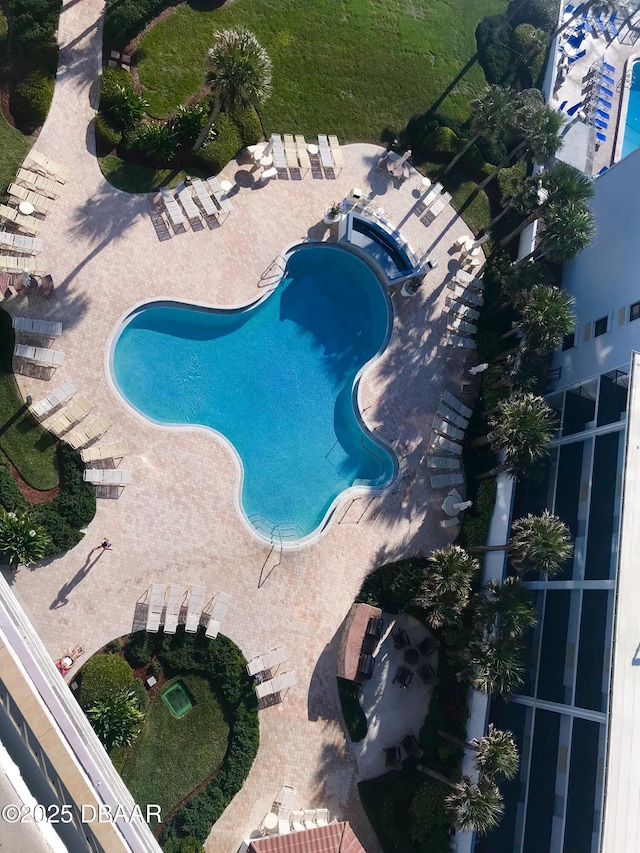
xmin=258 ymin=255 xmax=286 ymax=289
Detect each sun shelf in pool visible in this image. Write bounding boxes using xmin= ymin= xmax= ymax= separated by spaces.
xmin=111 ymin=245 xmax=396 ymax=542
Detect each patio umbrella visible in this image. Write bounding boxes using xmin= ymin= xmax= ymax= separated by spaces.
xmin=396 ymin=149 xmax=412 ymax=166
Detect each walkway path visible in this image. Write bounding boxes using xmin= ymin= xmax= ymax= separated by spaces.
xmin=6 ymin=0 xmax=477 ymax=849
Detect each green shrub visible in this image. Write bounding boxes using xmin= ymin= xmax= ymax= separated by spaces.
xmin=195 ymin=114 xmax=241 ymax=175
xmin=496 ymin=160 xmax=527 ymax=202
xmin=103 ymin=0 xmax=169 ymax=50
xmin=109 ymin=743 xmax=128 ymax=773
xmin=9 ymin=0 xmax=60 ymax=51
xmin=149 ymin=659 xmax=163 ymax=679
xmin=125 ymin=631 xmax=156 ymax=668
xmin=129 ymin=678 xmax=149 ymax=711
xmin=129 ymin=121 xmax=176 ymax=165
xmin=163 ymin=839 xmax=205 ymax=853
xmin=477 ymin=14 xmax=513 ymax=86
xmin=511 ymin=23 xmax=548 ymax=88
xmin=100 ymin=67 xmax=134 ymax=110
xmin=337 ymin=678 xmax=367 ymax=742
xmin=230 ymin=106 xmax=262 ymax=147
xmin=509 ymin=0 xmax=557 ymax=32
xmin=105 ymin=639 xmax=122 ymax=654
xmin=357 ymin=559 xmax=426 ymax=611
xmin=407 ymin=779 xmax=450 ymax=846
xmin=95 ymin=112 xmax=123 ymax=155
xmin=170 ymin=104 xmax=207 ymax=148
xmin=0 ymin=461 xmax=27 ymax=514
xmin=11 ymin=72 xmax=55 ymax=132
xmin=421 ymin=126 xmax=460 ymax=156
xmin=77 ymin=654 xmax=134 ymax=710
xmin=460 ymin=478 xmax=497 ymax=546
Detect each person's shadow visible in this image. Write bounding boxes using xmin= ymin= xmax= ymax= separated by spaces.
xmin=49 ymin=550 xmax=106 ymax=609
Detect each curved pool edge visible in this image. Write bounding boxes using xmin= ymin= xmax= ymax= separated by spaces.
xmin=104 ymin=241 xmax=400 ymax=549
xmin=614 ymin=53 xmax=640 ymax=164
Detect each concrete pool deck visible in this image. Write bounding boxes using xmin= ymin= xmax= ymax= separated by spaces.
xmin=3 ymin=0 xmax=481 ymax=849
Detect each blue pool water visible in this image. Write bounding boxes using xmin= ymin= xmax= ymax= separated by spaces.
xmin=349 ymin=219 xmax=411 ymax=279
xmin=111 ymin=245 xmax=396 ymax=541
xmin=622 ymin=61 xmax=640 ymax=158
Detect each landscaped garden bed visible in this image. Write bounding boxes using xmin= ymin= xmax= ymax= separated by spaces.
xmin=75 ymin=629 xmax=259 ymax=845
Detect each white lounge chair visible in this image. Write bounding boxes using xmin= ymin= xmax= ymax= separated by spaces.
xmin=430 ymin=434 xmax=463 ymax=455
xmin=246 ymin=646 xmax=288 ymax=676
xmin=205 ymin=591 xmax=232 ymax=638
xmin=13 ymin=317 xmax=62 ymax=338
xmin=294 ymin=135 xmax=311 ymax=170
xmin=448 ymin=319 xmax=478 ymax=336
xmin=190 ymin=178 xmax=218 ymax=218
xmin=82 ymin=468 xmax=132 ymax=486
xmin=290 ymin=810 xmax=305 ymax=832
xmin=30 ymin=381 xmax=76 ymax=419
xmin=14 ymin=343 xmax=63 ymax=367
xmin=442 ymin=391 xmax=473 ymax=419
xmin=8 ymin=184 xmax=55 ymax=215
xmin=205 ymin=177 xmax=234 ymax=213
xmin=274 ymin=785 xmax=296 ymax=821
xmin=432 ymin=417 xmax=464 ymax=441
xmin=454 ymin=268 xmax=481 ymax=287
xmin=315 ymin=808 xmax=330 ymax=827
xmin=0 ymin=230 xmax=43 ymax=254
xmin=451 ymin=284 xmax=484 ymax=307
xmin=65 ymin=415 xmax=112 ymax=449
xmin=185 ymin=584 xmax=205 ymax=633
xmin=255 ymin=670 xmax=297 ymax=699
xmin=163 ymin=585 xmax=184 ymax=634
xmin=445 ymin=299 xmax=480 ymax=320
xmin=421 ymin=192 xmax=451 ymax=225
xmin=270 ymin=134 xmax=287 ymax=169
xmin=159 ymin=187 xmax=186 ymax=229
xmin=0 ymin=203 xmax=42 ymax=235
xmin=0 ymin=256 xmax=47 ymax=274
xmin=146 ymin=583 xmax=166 ymax=633
xmin=436 ymin=404 xmax=469 ymax=429
xmin=16 ymin=168 xmax=63 ymax=198
xmin=417 ymin=181 xmax=443 ymax=213
xmin=303 ymin=809 xmax=317 ymax=830
xmin=430 ymin=472 xmax=464 ymax=489
xmin=446 ymin=334 xmax=477 ymax=349
xmin=80 ymin=440 xmax=128 ymax=463
xmin=46 ymin=396 xmax=92 ymax=435
xmin=176 ymin=186 xmax=201 ymax=223
xmin=24 ymin=150 xmax=70 ymax=183
xmin=426 ymin=456 xmax=461 ymax=470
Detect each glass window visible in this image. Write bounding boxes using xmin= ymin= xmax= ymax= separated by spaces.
xmin=562 ymin=332 xmax=576 ymax=351
xmin=594 ymin=316 xmax=608 ymax=337
xmin=630 ymin=302 xmax=640 ymax=322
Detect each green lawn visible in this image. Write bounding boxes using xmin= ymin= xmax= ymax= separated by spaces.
xmin=138 ymin=0 xmax=506 ymax=138
xmin=0 ymin=14 xmax=31 ymax=197
xmin=98 ymin=155 xmax=195 ymax=194
xmin=121 ymin=675 xmax=230 ymax=817
xmin=0 ymin=310 xmax=59 ymax=490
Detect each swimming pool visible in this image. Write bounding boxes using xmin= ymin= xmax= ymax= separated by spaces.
xmin=622 ymin=61 xmax=640 ymax=158
xmin=111 ymin=245 xmax=396 ymax=542
xmin=348 ymin=218 xmax=412 ymax=279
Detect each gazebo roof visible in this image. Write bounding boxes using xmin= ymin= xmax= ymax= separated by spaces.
xmin=248 ymin=822 xmax=366 ymax=853
xmin=336 ymin=602 xmax=382 ymax=681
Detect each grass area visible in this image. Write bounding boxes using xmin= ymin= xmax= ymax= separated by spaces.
xmin=137 ymin=0 xmax=506 ymax=137
xmin=121 ymin=674 xmax=230 ymax=817
xmin=0 ymin=310 xmax=59 ymax=490
xmin=98 ymin=155 xmax=196 ymax=193
xmin=419 ymin=159 xmax=492 ymax=234
xmin=0 ymin=14 xmax=31 ymax=197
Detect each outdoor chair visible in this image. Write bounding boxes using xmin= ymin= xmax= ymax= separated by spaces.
xmin=432 ymin=417 xmax=464 ymax=441
xmin=436 ymin=403 xmax=469 ymax=429
xmin=366 ymin=615 xmax=383 ymax=639
xmin=303 ymin=809 xmax=317 ymax=830
xmin=0 ymin=256 xmax=47 ymax=274
xmin=176 ymin=185 xmax=201 ymax=223
xmin=66 ymin=415 xmax=112 ymax=449
xmin=205 ymin=591 xmax=232 ymax=638
xmin=16 ymin=168 xmax=63 ymax=199
xmin=13 ymin=317 xmax=62 ymax=338
xmin=442 ymin=391 xmax=473 ymax=419
xmin=184 ymin=584 xmax=205 ymax=633
xmin=430 ymin=472 xmax=464 ymax=489
xmin=291 ymin=811 xmax=305 ymax=832
xmin=24 ymin=150 xmax=69 ymax=182
xmin=417 ymin=662 xmax=439 ymax=687
xmin=384 ymin=746 xmax=403 ymax=771
xmin=448 ymin=319 xmax=478 ymax=336
xmin=0 ymin=203 xmax=42 ymax=235
xmin=446 ymin=334 xmax=477 ymax=349
xmin=47 ymin=396 xmax=92 ymax=435
xmin=190 ymin=178 xmax=218 ymax=218
xmin=426 ymin=456 xmax=461 ymax=470
xmin=83 ymin=468 xmax=132 ymax=486
xmin=315 ymin=808 xmax=330 ymax=827
xmin=14 ymin=343 xmax=63 ymax=368
xmin=37 ymin=274 xmax=54 ymax=299
xmin=294 ymin=135 xmax=311 ymax=170
xmin=429 ymin=434 xmax=462 ymax=455
xmin=146 ymin=583 xmax=166 ymax=633
xmin=80 ymin=440 xmax=128 ymax=464
xmin=357 ymin=653 xmax=375 ymax=680
xmin=401 ymin=734 xmax=424 ymax=759
xmin=393 ymin=666 xmax=414 ymax=689
xmin=159 ymin=187 xmax=186 ymax=228
xmin=163 ymin=585 xmax=184 ymax=634
xmin=392 ymin=628 xmax=410 ymax=649
xmin=418 ymin=635 xmax=440 ymax=657
xmin=31 ymin=381 xmax=76 ymax=420
xmin=274 ymin=785 xmax=296 ymax=821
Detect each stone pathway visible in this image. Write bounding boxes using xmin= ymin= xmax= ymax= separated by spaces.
xmin=5 ymin=1 xmax=478 ymax=849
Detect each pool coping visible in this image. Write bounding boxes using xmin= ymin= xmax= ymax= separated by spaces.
xmin=103 ymin=240 xmax=400 ymax=550
xmin=614 ymin=53 xmax=640 ymax=163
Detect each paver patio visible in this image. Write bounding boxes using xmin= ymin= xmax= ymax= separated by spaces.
xmin=2 ymin=1 xmax=480 ymax=849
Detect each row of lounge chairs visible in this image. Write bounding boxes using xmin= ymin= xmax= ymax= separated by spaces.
xmin=0 ymin=230 xmax=43 ymax=255
xmin=442 ymin=268 xmax=483 ymax=350
xmin=428 ymin=391 xmax=472 ymax=492
xmin=255 ymin=134 xmax=344 ymax=179
xmin=159 ymin=177 xmax=234 ymax=231
xmin=415 ymin=181 xmax=452 ymax=226
xmin=146 ymin=585 xmax=232 ymax=636
xmin=260 ymin=785 xmax=331 ymax=837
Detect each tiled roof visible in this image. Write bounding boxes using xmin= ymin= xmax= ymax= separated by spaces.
xmin=248 ymin=822 xmax=366 ymax=853
xmin=336 ymin=603 xmax=382 ymax=681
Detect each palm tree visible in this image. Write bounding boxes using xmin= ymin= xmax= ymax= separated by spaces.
xmin=106 ymin=85 xmax=148 ymax=131
xmin=413 ymin=546 xmax=479 ymax=629
xmin=460 ymin=635 xmax=526 ymax=699
xmin=513 ymin=285 xmax=576 ymax=355
xmin=133 ymin=122 xmax=177 ymax=163
xmin=469 ymin=510 xmax=573 ymax=579
xmin=443 ymin=85 xmax=516 ymax=175
xmin=472 ymin=577 xmax=537 ymax=640
xmin=473 ymin=725 xmax=520 ymax=781
xmin=170 ymin=104 xmax=207 ymax=148
xmin=496 ymin=255 xmax=553 ymax=304
xmin=87 ymin=688 xmax=145 ymax=750
xmin=0 ymin=509 xmax=50 ymax=568
xmin=473 ymin=95 xmax=564 ymax=197
xmin=193 ymin=27 xmax=272 ymax=153
xmin=445 ymin=776 xmax=504 ymax=834
xmin=474 ymin=392 xmax=556 ymax=478
xmin=500 ymin=161 xmax=594 ymax=247
xmin=516 ymin=200 xmax=596 ymax=266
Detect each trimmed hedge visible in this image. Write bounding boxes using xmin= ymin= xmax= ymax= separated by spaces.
xmin=0 ymin=459 xmax=27 ymax=514
xmin=460 ymin=478 xmax=498 ymax=547
xmin=230 ymin=106 xmax=262 ymax=147
xmin=95 ymin=112 xmax=123 ymax=155
xmin=337 ymin=678 xmax=367 ymax=742
xmin=77 ymin=654 xmax=134 ymax=710
xmin=357 ymin=559 xmax=427 ymax=612
xmin=11 ymin=72 xmax=55 ymax=132
xmin=476 ymin=14 xmax=513 ymax=86
xmin=8 ymin=0 xmax=60 ymax=51
xmin=195 ymin=114 xmax=242 ymax=175
xmin=103 ymin=0 xmax=171 ymax=50
xmin=163 ymin=839 xmax=204 ymax=853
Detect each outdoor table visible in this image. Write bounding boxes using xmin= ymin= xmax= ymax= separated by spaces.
xmin=18 ymin=202 xmax=34 ymax=216
xmin=263 ymin=812 xmax=278 ymax=832
xmin=220 ymin=180 xmax=233 ymax=193
xmin=307 ymin=143 xmax=319 ymax=156
xmin=404 ymin=648 xmax=420 ymax=666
